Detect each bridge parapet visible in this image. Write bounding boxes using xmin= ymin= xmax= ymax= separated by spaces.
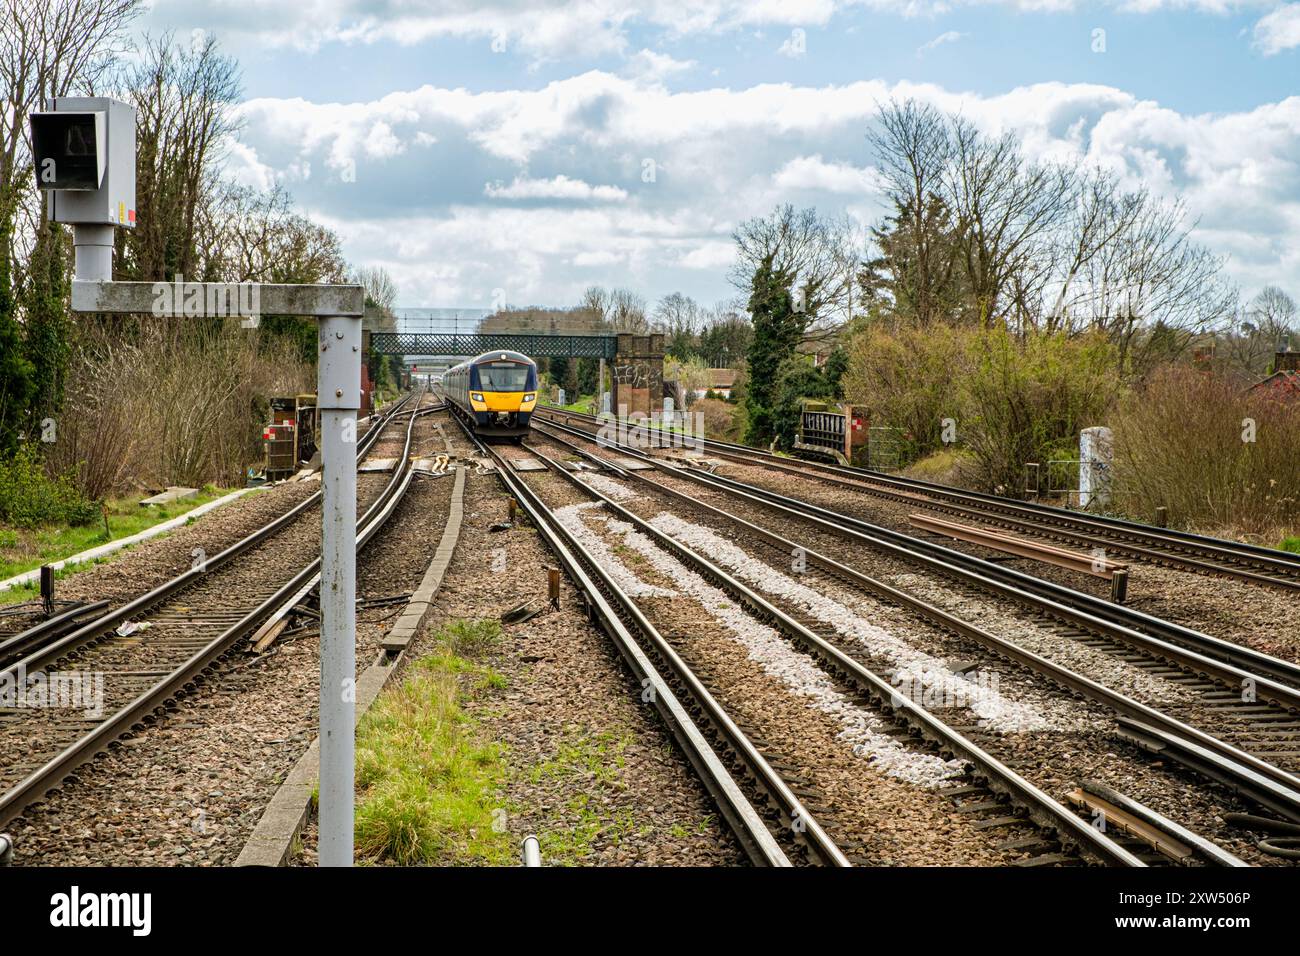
xmin=370 ymin=331 xmax=617 ymax=359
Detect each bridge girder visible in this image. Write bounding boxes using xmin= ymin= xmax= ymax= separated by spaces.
xmin=370 ymin=331 xmax=617 ymax=359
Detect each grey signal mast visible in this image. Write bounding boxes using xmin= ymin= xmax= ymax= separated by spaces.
xmin=32 ymin=97 xmax=363 ymax=867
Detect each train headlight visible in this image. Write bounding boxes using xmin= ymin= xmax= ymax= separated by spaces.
xmin=523 ymin=393 xmax=536 ymax=403
xmin=471 ymin=392 xmax=485 ymax=403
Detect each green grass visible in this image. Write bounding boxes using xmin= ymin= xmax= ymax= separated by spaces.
xmin=0 ymin=486 xmax=237 ymax=602
xmin=542 ymin=394 xmax=598 ymax=414
xmin=353 ymin=619 xmax=514 ymax=865
xmin=903 ymin=447 xmax=971 ymax=483
xmin=526 ymin=727 xmax=638 ymax=865
xmin=1282 ymin=536 xmax=1300 ymax=555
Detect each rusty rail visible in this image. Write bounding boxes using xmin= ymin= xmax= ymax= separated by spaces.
xmin=908 ymin=512 xmax=1130 ymax=602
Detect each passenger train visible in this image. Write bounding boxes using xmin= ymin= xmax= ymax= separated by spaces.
xmin=440 ymin=350 xmax=539 ymax=441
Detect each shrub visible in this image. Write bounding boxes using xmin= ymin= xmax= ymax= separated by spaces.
xmin=1109 ymin=367 xmax=1300 ymax=538
xmin=958 ymin=328 xmax=1120 ymax=495
xmin=0 ymin=444 xmax=99 ymax=528
xmin=46 ymin=320 xmax=313 ymax=496
xmin=694 ymin=397 xmax=741 ymax=443
xmin=841 ymin=322 xmax=971 ymax=457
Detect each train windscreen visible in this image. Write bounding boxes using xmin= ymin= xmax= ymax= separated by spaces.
xmin=477 ymin=361 xmax=530 ymax=391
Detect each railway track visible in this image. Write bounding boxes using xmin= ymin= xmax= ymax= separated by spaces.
xmin=535 ymin=407 xmax=1300 ymax=592
xmin=455 ymin=417 xmax=1180 ymax=867
xmin=520 ymin=420 xmax=1300 ymax=859
xmin=0 ymin=392 xmax=435 ymax=831
xmin=534 ymin=414 xmax=1300 ymax=683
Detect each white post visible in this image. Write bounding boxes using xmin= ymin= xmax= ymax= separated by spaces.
xmin=317 ymin=314 xmax=362 ymax=867
xmin=72 ymin=225 xmax=114 ymax=282
xmin=1079 ymin=426 xmax=1113 ymax=511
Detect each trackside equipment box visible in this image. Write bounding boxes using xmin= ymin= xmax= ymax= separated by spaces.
xmin=30 ymin=96 xmax=136 ymax=228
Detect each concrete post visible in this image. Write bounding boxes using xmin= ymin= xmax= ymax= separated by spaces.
xmin=317 ymin=315 xmax=362 ymax=867
xmin=1079 ymin=426 xmax=1113 ymax=510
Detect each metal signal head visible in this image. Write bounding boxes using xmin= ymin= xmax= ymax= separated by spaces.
xmin=29 ymin=97 xmax=136 ymax=227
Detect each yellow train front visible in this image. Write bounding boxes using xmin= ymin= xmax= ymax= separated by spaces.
xmin=441 ymin=350 xmax=539 ymax=441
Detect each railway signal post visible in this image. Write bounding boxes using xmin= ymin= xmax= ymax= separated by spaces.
xmin=33 ymin=98 xmax=365 ymax=866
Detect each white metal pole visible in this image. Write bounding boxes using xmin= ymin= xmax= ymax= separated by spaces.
xmin=72 ymin=225 xmax=114 ymax=282
xmin=317 ymin=314 xmax=362 ymax=867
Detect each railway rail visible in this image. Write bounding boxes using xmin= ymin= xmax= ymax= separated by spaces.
xmin=523 ymin=418 xmax=1300 ymax=850
xmin=534 ymin=411 xmax=1300 ymax=686
xmin=458 ymin=417 xmax=1168 ymax=866
xmin=0 ymin=392 xmax=435 ymax=831
xmin=535 ymin=407 xmax=1300 ymax=592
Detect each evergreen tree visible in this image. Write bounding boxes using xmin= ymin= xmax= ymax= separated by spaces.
xmin=823 ymin=346 xmax=849 ymax=398
xmin=771 ymin=360 xmax=835 ymax=451
xmin=22 ymin=222 xmax=72 ymax=431
xmin=743 ymin=254 xmax=800 ymax=445
xmin=0 ymin=185 xmax=35 ymax=454
xmin=549 ymin=355 xmax=571 ymax=391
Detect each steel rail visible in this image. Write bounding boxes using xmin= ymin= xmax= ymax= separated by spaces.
xmin=536 ymin=407 xmax=1300 ymax=586
xmin=534 ymin=414 xmax=1300 ymax=694
xmin=453 ymin=420 xmax=833 ymax=866
xmin=0 ymin=392 xmax=429 ymax=830
xmin=0 ymin=601 xmax=109 ymax=668
xmin=702 ymin=447 xmax=1300 ymax=590
xmin=520 ymin=440 xmax=1145 ymax=867
xmin=531 ymin=420 xmax=1300 ymax=800
xmin=529 ymin=423 xmax=1300 ymax=821
xmin=1 ymin=393 xmax=425 ymax=680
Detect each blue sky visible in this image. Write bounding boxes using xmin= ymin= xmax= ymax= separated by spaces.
xmin=228 ymin=9 xmax=1295 ymax=115
xmin=142 ymin=1 xmax=1300 ymax=311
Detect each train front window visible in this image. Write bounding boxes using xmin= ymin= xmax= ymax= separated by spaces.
xmin=477 ymin=362 xmax=530 ymax=391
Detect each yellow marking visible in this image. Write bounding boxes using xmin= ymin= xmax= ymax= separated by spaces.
xmin=475 ymin=389 xmax=535 ymax=412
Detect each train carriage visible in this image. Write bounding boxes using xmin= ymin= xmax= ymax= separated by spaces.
xmin=441 ymin=350 xmax=539 ymax=440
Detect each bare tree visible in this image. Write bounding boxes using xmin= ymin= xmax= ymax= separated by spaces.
xmin=0 ymin=0 xmax=141 ymax=273
xmin=580 ymin=284 xmax=649 ymax=332
xmin=1222 ymin=285 xmax=1299 ymax=376
xmin=866 ymin=99 xmax=957 ymax=328
xmin=116 ymin=32 xmax=242 ymax=281
xmin=355 ymin=265 xmax=398 ymax=311
xmin=200 ymin=183 xmax=346 ymax=285
xmin=1248 ymin=285 xmax=1298 ymax=344
xmin=944 ymin=116 xmax=1076 ymax=330
xmin=1071 ymin=190 xmax=1235 ymax=373
xmin=730 ymin=204 xmax=856 ymax=330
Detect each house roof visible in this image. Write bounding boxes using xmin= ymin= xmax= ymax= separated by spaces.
xmin=709 ymin=369 xmax=737 ymax=388
xmin=1247 ymin=369 xmax=1300 ymax=399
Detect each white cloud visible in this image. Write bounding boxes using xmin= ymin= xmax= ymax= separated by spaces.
xmin=623 ymin=48 xmax=696 ymax=81
xmin=147 ymin=0 xmax=1287 ymax=61
xmin=1253 ymin=3 xmax=1300 ymax=54
xmin=773 ymin=155 xmax=883 ymax=193
xmin=229 ymin=72 xmax=1300 ymax=307
xmin=917 ymin=30 xmax=964 ymax=56
xmin=484 ymin=175 xmax=629 ymax=201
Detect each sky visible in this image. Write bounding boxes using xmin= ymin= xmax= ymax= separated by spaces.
xmin=139 ymin=1 xmax=1300 ymax=312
